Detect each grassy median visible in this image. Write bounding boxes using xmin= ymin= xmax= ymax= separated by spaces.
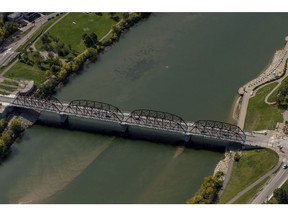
xmin=232 ymin=177 xmax=269 ymax=204
xmin=219 ymin=149 xmax=278 ymax=204
xmin=244 ymin=82 xmax=283 ymax=131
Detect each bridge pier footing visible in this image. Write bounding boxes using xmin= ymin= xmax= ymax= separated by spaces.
xmin=60 ymin=114 xmax=69 ymax=126
xmin=120 ymin=123 xmax=129 ymax=134
xmin=184 ymin=134 xmax=191 ymax=143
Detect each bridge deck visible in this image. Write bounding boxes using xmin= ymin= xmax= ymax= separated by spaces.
xmin=0 ymin=95 xmax=246 ymax=144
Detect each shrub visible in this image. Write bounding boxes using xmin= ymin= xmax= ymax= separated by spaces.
xmin=234 ymin=152 xmax=241 ymax=162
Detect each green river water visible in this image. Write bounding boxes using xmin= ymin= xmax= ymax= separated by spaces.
xmin=1 ymin=13 xmax=288 ymax=204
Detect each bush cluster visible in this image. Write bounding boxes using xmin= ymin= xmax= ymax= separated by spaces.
xmin=0 ymin=117 xmax=24 ymax=160
xmin=186 ymin=171 xmax=224 ymax=204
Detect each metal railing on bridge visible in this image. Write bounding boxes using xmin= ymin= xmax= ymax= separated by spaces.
xmin=9 ymin=95 xmax=246 ymax=144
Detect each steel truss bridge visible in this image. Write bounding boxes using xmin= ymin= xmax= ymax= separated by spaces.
xmin=8 ymin=95 xmax=246 ymax=144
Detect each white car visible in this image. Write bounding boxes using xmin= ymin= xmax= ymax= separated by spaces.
xmin=283 ymin=164 xmax=288 ymax=169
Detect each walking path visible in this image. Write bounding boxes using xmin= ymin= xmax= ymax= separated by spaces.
xmin=217 ymin=154 xmax=234 ymax=199
xmin=99 ymin=18 xmax=124 ymax=43
xmin=237 ymin=40 xmax=288 ymax=129
xmin=30 ymin=13 xmax=69 ymax=51
xmin=224 ymin=37 xmax=288 ymax=204
xmin=264 ymin=81 xmax=281 ymax=105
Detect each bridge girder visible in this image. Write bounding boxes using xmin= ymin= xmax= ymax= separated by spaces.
xmin=126 ymin=109 xmax=188 ymax=133
xmin=64 ymin=100 xmax=124 ymax=122
xmin=11 ymin=95 xmax=63 ymax=112
xmin=190 ymin=120 xmax=246 ymax=143
xmin=9 ymin=96 xmax=246 ymax=144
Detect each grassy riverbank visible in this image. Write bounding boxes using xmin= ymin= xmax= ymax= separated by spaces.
xmin=4 ymin=13 xmax=149 ymax=95
xmin=244 ymin=82 xmax=283 ymax=131
xmin=35 ymin=13 xmax=122 ymax=54
xmin=218 ymin=149 xmax=278 ymax=204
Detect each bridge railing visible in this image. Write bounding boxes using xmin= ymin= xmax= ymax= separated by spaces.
xmin=11 ymin=95 xmax=63 ymax=112
xmin=8 ymin=95 xmax=246 ymax=144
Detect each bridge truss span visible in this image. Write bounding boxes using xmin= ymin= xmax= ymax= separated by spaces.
xmin=11 ymin=95 xmax=63 ymax=112
xmin=5 ymin=95 xmax=247 ymax=144
xmin=63 ymin=100 xmax=124 ymax=122
xmin=125 ymin=109 xmax=188 ymax=133
xmin=190 ymin=120 xmax=246 ymax=143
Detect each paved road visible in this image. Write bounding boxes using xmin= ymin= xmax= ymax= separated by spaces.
xmin=223 ymin=132 xmax=288 ymax=204
xmin=0 ymin=13 xmax=61 ymax=67
xmin=251 ymin=167 xmax=288 ymax=204
xmin=236 ymin=40 xmax=288 ymax=130
xmin=30 ymin=13 xmax=69 ymax=51
xmin=227 ymin=159 xmax=283 ymax=204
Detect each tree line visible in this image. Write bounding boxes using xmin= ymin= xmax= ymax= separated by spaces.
xmin=0 ymin=117 xmax=24 ymax=161
xmin=186 ymin=171 xmax=224 ymax=204
xmin=35 ymin=13 xmax=151 ymax=97
xmin=0 ymin=19 xmax=19 ymax=46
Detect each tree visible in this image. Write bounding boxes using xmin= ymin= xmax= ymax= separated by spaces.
xmin=123 ymin=12 xmax=129 ymax=20
xmin=234 ymin=152 xmax=241 ymax=162
xmin=89 ymin=32 xmax=98 ymax=46
xmin=82 ymin=33 xmax=94 ymax=48
xmin=82 ymin=32 xmax=98 ymax=48
xmin=1 ymin=130 xmax=13 ymax=146
xmin=0 ymin=139 xmax=7 ymax=155
xmin=274 ymin=188 xmax=288 ymax=204
xmin=112 ymin=24 xmax=121 ymax=36
xmin=45 ymin=70 xmax=53 ymax=78
xmin=0 ymin=119 xmax=7 ymax=132
xmin=9 ymin=118 xmax=24 ymax=134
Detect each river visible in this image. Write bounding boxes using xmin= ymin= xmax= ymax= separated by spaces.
xmin=1 ymin=13 xmax=288 ymax=204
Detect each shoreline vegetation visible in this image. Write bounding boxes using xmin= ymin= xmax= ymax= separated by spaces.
xmin=0 ymin=13 xmax=286 ymax=204
xmin=186 ymin=171 xmax=224 ymax=204
xmin=0 ymin=117 xmax=24 ymax=162
xmin=34 ymin=13 xmax=151 ymax=97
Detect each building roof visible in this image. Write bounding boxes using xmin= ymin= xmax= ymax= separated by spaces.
xmin=8 ymin=12 xmax=22 ymax=19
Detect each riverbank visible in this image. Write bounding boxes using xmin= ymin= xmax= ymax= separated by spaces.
xmin=34 ymin=13 xmax=151 ymax=97
xmin=233 ymin=38 xmax=288 ymax=130
xmin=0 ymin=13 xmax=151 ymax=164
xmin=0 ymin=117 xmax=24 ymax=163
xmin=221 ymin=37 xmax=288 ymax=204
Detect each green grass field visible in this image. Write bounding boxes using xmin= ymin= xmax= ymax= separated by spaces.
xmin=281 ymin=179 xmax=288 ymax=190
xmin=267 ymin=77 xmax=288 ymax=104
xmin=232 ymin=177 xmax=269 ymax=204
xmin=219 ymin=149 xmax=278 ymax=203
xmin=244 ymin=83 xmax=284 ymax=131
xmin=2 ymin=79 xmax=19 ymax=87
xmin=38 ymin=13 xmax=121 ymax=54
xmin=0 ymin=84 xmax=17 ymax=92
xmin=4 ymin=61 xmax=46 ymax=86
xmin=17 ymin=14 xmax=65 ymax=53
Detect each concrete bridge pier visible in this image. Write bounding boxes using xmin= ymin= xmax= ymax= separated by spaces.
xmin=60 ymin=114 xmax=69 ymax=126
xmin=120 ymin=123 xmax=129 ymax=134
xmin=184 ymin=133 xmax=191 ymax=143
